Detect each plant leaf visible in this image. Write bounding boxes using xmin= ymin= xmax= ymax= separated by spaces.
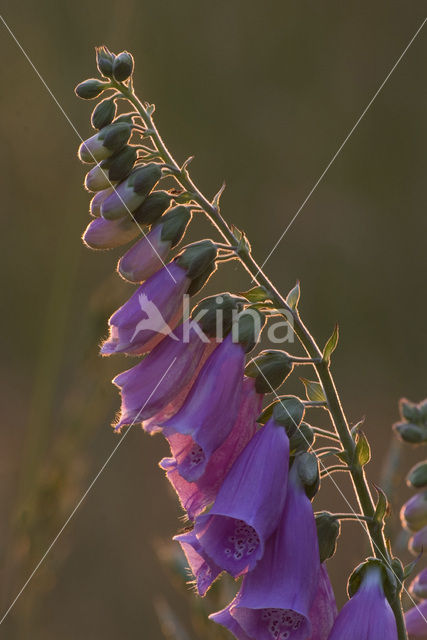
xmin=354 ymin=430 xmax=371 ymax=466
xmin=373 ymin=483 xmax=390 ymax=523
xmin=212 ymin=182 xmax=226 ymax=210
xmin=322 ymin=324 xmax=339 ymax=363
xmin=300 ymin=378 xmax=326 ymax=402
xmin=286 ymin=281 xmax=300 ymax=310
xmin=240 ymin=285 xmax=272 ymax=304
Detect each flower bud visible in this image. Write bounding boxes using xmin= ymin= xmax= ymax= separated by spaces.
xmin=159 ymin=205 xmax=192 ymax=246
xmin=89 ymin=187 xmax=114 ymax=217
xmin=393 ymin=421 xmax=427 ymax=444
xmin=408 ymin=524 xmax=427 ymax=555
xmin=272 ymin=396 xmax=305 ymax=437
xmin=96 ymin=45 xmax=115 ymax=78
xmin=100 ymin=164 xmax=161 ymax=220
xmin=84 ymin=163 xmax=116 ymax=192
xmin=401 ymin=491 xmax=427 ymax=532
xmin=176 ymin=239 xmax=217 ymax=279
xmin=118 ymin=225 xmax=172 ymax=283
xmin=105 ymin=146 xmax=137 ymax=182
xmin=91 ymin=97 xmax=116 ymax=130
xmin=400 ymin=398 xmax=423 ymax=424
xmin=407 ymin=461 xmax=427 ymax=489
xmin=192 ymin=293 xmax=247 ymax=338
xmin=131 ymin=163 xmax=163 ymax=197
xmin=82 ymin=216 xmax=140 ymax=250
xmin=132 ymin=190 xmax=173 ymax=225
xmin=75 ymin=78 xmax=107 ymax=100
xmin=233 ymin=309 xmax=266 ymax=353
xmin=112 ymin=51 xmax=134 ymax=81
xmin=78 ymin=122 xmax=132 ymax=163
xmin=315 ymin=512 xmax=341 ymax=563
xmin=295 ymin=451 xmax=320 ymax=499
xmin=409 ymin=568 xmax=427 ymax=599
xmin=289 ymin=421 xmax=314 ymax=453
xmin=245 ymin=349 xmax=294 ymax=394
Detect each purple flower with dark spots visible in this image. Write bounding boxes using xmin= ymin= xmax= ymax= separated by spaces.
xmin=164 ymin=377 xmax=263 ymax=519
xmin=160 ymin=333 xmax=246 ymax=482
xmin=327 ymin=565 xmax=397 ymax=640
xmin=177 ymin=416 xmax=289 ymax=579
xmin=405 ymin=599 xmax=427 ymax=637
xmin=82 ymin=216 xmax=140 ymax=250
xmin=308 ymin=565 xmax=337 ymax=640
xmin=210 ymin=461 xmax=319 ymax=639
xmin=113 ymin=323 xmax=212 ymax=432
xmin=101 ymin=261 xmax=190 ymax=356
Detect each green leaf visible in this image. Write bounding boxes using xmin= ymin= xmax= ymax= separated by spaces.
xmin=404 ymin=555 xmax=421 ymax=581
xmin=350 ymin=417 xmax=365 ymax=438
xmin=240 ymin=285 xmax=272 ymax=304
xmin=322 ymin=324 xmax=339 ymax=363
xmin=286 ymin=281 xmax=300 ymax=310
xmin=300 ymin=378 xmax=326 ymax=402
xmin=373 ymin=484 xmax=390 ymax=523
xmin=212 ymin=181 xmax=226 ymax=210
xmin=354 ymin=430 xmax=371 ymax=467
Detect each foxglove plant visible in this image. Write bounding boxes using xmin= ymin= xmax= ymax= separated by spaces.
xmin=75 ymin=46 xmax=416 ymax=639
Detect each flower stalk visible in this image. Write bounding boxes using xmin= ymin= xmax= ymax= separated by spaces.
xmin=109 ymin=79 xmax=409 ymax=640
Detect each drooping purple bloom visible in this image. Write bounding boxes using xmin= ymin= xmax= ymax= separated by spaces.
xmin=160 ymin=333 xmax=246 ymax=482
xmin=210 ymin=462 xmax=319 ymax=639
xmin=117 ymin=224 xmax=171 ymax=283
xmin=308 ymin=565 xmax=337 ymax=640
xmin=176 ymin=417 xmax=289 ymax=579
xmin=178 ymin=530 xmax=223 ymax=597
xmin=327 ymin=565 xmax=398 ymax=640
xmin=101 ymin=261 xmax=190 ymax=356
xmin=164 ymin=377 xmax=263 ymax=519
xmin=410 ymin=568 xmax=427 ymax=600
xmin=82 ymin=216 xmax=140 ymax=250
xmin=405 ymin=599 xmax=427 ymax=636
xmin=409 ymin=525 xmax=427 ymax=555
xmin=113 ymin=323 xmax=212 ymax=432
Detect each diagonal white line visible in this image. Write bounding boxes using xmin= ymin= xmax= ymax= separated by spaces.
xmin=0 ymin=13 xmax=177 ymax=283
xmin=250 ymin=358 xmax=427 ymax=625
xmin=0 ymin=356 xmax=177 ymax=625
xmin=252 ymin=16 xmax=427 ymax=281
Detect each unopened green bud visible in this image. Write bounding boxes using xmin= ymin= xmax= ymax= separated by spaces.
xmin=192 ymin=293 xmax=247 ymax=338
xmin=400 ymin=398 xmax=423 ymax=424
xmin=96 ymin=45 xmax=115 ymax=78
xmin=315 ymin=512 xmax=341 ymax=563
xmin=245 ymin=349 xmax=294 ymax=394
xmin=133 ymin=190 xmax=173 ymax=225
xmin=289 ymin=422 xmax=314 ymax=453
xmin=177 ymin=240 xmax=217 ymax=280
xmin=113 ymin=51 xmax=134 ymax=82
xmin=420 ymin=399 xmax=427 ymax=421
xmin=75 ymin=78 xmax=107 ymax=100
xmin=295 ymin=452 xmax=319 ymax=499
xmin=159 ymin=206 xmax=192 ymax=247
xmin=407 ymin=461 xmax=427 ymax=489
xmin=233 ymin=309 xmax=266 ymax=353
xmin=131 ymin=163 xmax=162 ymax=197
xmin=272 ymin=396 xmax=305 ymax=436
xmin=91 ymin=97 xmax=117 ymax=130
xmin=105 ymin=146 xmax=137 ymax=182
xmin=401 ymin=491 xmax=427 ymax=532
xmin=187 ymin=262 xmax=217 ymax=296
xmin=393 ymin=421 xmax=427 ymax=444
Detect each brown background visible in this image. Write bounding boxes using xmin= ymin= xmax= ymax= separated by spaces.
xmin=0 ymin=1 xmax=426 ymax=638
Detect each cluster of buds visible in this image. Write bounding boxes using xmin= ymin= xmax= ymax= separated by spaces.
xmin=394 ymin=397 xmax=427 ymax=636
xmin=75 ymin=47 xmax=405 ymax=640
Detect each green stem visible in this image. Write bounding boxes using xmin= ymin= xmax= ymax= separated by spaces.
xmin=120 ymin=82 xmax=408 ymax=639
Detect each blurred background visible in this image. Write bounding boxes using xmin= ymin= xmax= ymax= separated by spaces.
xmin=0 ymin=1 xmax=426 ymax=637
